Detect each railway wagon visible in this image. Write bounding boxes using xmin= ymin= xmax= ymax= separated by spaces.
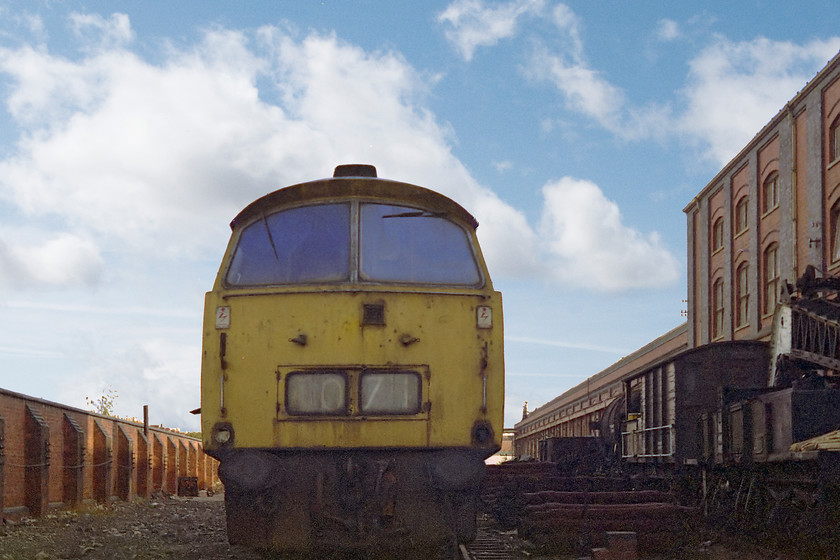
xmin=513 ymin=339 xmax=770 ymax=470
xmin=513 ymin=325 xmax=688 ymax=462
xmin=614 ymin=269 xmax=840 ymax=477
xmin=697 ymin=274 xmax=840 ymax=507
xmin=200 ymin=164 xmax=504 ymax=555
xmin=618 ymin=341 xmax=770 ymax=466
xmin=614 ymin=271 xmax=840 ymax=543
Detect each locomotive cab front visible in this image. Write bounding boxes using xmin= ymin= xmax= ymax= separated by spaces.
xmin=200 ymin=165 xmax=504 ymax=553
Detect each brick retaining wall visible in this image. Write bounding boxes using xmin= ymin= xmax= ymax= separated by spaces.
xmin=0 ymin=388 xmax=218 ymax=519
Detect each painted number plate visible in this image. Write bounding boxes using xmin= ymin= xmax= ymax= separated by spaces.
xmin=215 ymin=306 xmax=231 ymax=329
xmin=476 ymin=306 xmax=492 ymax=329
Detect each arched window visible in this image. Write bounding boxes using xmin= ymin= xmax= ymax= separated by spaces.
xmin=828 ymin=199 xmax=840 ymax=264
xmin=736 ymin=263 xmax=749 ymax=328
xmin=712 ymin=217 xmax=724 ymax=252
xmin=712 ymin=277 xmax=724 ymax=339
xmin=734 ymin=196 xmax=749 ymax=234
xmin=832 ymin=199 xmax=840 ymax=263
xmin=830 ymin=115 xmax=840 ymax=163
xmin=762 ymin=172 xmax=779 ymax=214
xmin=763 ymin=244 xmax=779 ymax=315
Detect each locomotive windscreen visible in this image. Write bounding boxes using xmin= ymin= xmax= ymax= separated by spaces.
xmin=360 ymin=203 xmax=481 ymax=285
xmin=226 ymin=203 xmax=351 ymax=285
xmin=225 ymin=201 xmax=481 ymax=287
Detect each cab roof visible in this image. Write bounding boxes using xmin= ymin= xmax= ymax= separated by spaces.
xmin=230 ymin=173 xmax=479 ymax=231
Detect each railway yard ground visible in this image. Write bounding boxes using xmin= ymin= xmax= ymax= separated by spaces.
xmin=0 ymin=493 xmax=261 ymax=560
xmin=0 ymin=492 xmax=799 ymax=560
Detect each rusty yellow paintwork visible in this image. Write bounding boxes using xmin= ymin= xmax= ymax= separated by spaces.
xmin=200 ymin=175 xmax=503 ymax=457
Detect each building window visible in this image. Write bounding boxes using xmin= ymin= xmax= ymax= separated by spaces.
xmin=762 ymin=172 xmax=778 ymax=214
xmin=736 ymin=263 xmax=749 ymax=328
xmin=712 ymin=217 xmax=724 ymax=252
xmin=832 ymin=199 xmax=840 ymax=263
xmin=712 ymin=277 xmax=724 ymax=339
xmin=831 ymin=116 xmax=840 ymax=164
xmin=735 ymin=196 xmax=749 ymax=234
xmin=763 ymin=244 xmax=779 ymax=315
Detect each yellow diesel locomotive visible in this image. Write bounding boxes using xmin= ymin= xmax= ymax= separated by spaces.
xmin=200 ymin=164 xmax=504 ymax=555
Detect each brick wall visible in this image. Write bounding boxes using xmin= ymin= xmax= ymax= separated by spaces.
xmin=684 ymin=51 xmax=840 ymax=347
xmin=0 ymin=388 xmax=219 ymax=519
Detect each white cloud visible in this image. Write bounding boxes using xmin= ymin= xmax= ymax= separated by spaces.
xmin=439 ymin=4 xmax=839 ymax=170
xmin=539 ymin=177 xmax=680 ymax=291
xmin=530 ymin=24 xmax=840 ymax=160
xmin=69 ymin=12 xmax=134 ymax=53
xmin=492 ymin=160 xmax=512 ymax=172
xmin=550 ymin=3 xmax=583 ymax=59
xmin=0 ymin=29 xmax=277 ymax=257
xmin=0 ymin=12 xmax=674 ymax=296
xmin=59 ymin=339 xmax=201 ymax=431
xmin=473 ymin=193 xmax=542 ymax=278
xmin=507 ymin=334 xmax=627 ymax=354
xmin=508 ymin=5 xmax=840 ymax=162
xmin=438 ymin=0 xmax=546 ymax=61
xmin=528 ymin=48 xmax=674 ymax=142
xmin=5 ymin=299 xmax=195 ymax=318
xmin=0 ymin=45 xmax=104 ymax=128
xmin=0 ymin=10 xmax=47 ymax=43
xmin=656 ymin=19 xmax=681 ymax=42
xmin=525 ymin=6 xmax=673 ymax=141
xmin=524 ymin=4 xmax=619 ymax=129
xmin=532 ymin=47 xmax=623 ymax=129
xmin=0 ymin=10 xmax=684 ymax=298
xmin=679 ymin=37 xmax=840 ymax=166
xmin=0 ymin=18 xmax=545 ymax=286
xmin=0 ymin=233 xmax=103 ymax=288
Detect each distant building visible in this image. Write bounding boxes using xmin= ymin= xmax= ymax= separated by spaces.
xmin=486 ymin=429 xmax=515 ymax=464
xmin=513 ymin=325 xmax=686 ymax=458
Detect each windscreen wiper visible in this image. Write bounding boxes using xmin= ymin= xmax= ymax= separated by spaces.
xmin=381 ymin=211 xmax=444 ymax=219
xmin=262 ymin=215 xmax=280 ymax=261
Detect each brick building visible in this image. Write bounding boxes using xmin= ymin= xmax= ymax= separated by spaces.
xmin=514 ymin=50 xmax=840 ymax=456
xmin=685 ymin=50 xmax=840 ymax=346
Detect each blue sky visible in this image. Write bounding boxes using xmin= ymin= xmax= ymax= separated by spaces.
xmin=1 ymin=0 xmax=839 ymax=430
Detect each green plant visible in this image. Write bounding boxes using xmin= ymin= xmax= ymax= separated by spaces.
xmin=85 ymin=387 xmax=118 ymax=416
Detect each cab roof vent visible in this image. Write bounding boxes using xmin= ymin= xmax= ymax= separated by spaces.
xmin=333 ymin=164 xmax=377 ymax=178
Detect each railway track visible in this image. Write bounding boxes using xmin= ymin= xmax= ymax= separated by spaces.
xmin=460 ymin=524 xmax=520 ymax=559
